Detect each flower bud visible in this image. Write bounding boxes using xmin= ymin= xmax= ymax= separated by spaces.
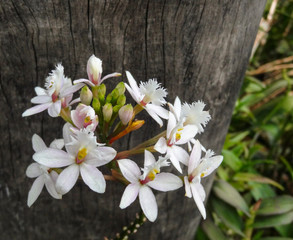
xmin=87 ymin=55 xmax=102 ymax=85
xmin=110 ymin=88 xmax=120 ymax=103
xmin=113 ymin=105 xmax=122 ymax=113
xmin=106 ymin=94 xmax=112 ymax=103
xmin=117 ymin=95 xmax=126 ymax=106
xmin=92 ymin=98 xmax=101 ymax=112
xmin=118 ymin=104 xmax=133 ymax=125
xmin=103 ymin=103 xmax=113 ymax=122
xmin=115 ymin=82 xmax=125 ymax=95
xmin=80 ymin=86 xmax=93 ymax=105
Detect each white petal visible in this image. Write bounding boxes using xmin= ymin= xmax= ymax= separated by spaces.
xmin=118 ymin=159 xmax=141 ymax=183
xmin=170 ymin=145 xmax=189 ymax=165
xmin=147 ymin=173 xmax=183 ymax=191
xmin=60 ymin=83 xmax=84 ymax=98
xmin=48 ymin=101 xmax=61 ymax=117
xmin=190 ymin=183 xmax=206 ymax=219
xmin=125 ymin=83 xmax=141 ymax=103
xmin=154 ymin=137 xmax=167 ymax=154
xmin=73 ymin=78 xmax=95 ymax=87
xmin=44 ymin=174 xmax=62 ymax=199
xmin=145 ymin=106 xmax=163 ymax=127
xmin=31 ymin=95 xmax=51 ymax=104
xmin=168 ymin=148 xmax=183 ymax=173
xmin=188 ymin=140 xmax=202 ymax=175
xmin=56 ymin=164 xmax=79 ymax=195
xmin=32 ymin=134 xmax=47 ymax=152
xmin=85 ymin=147 xmax=117 ymax=167
xmin=147 ymin=104 xmax=169 ymax=119
xmin=139 ymin=186 xmax=158 ymax=222
xmin=26 ymin=162 xmax=42 ymax=178
xmin=144 ymin=150 xmax=156 ymax=167
xmin=126 ymin=71 xmax=141 ymax=97
xmin=184 ymin=176 xmax=192 ymax=198
xmin=173 ymin=97 xmax=181 ymax=119
xmin=33 ymin=148 xmax=74 ymax=168
xmin=49 ymin=139 xmax=64 ymax=149
xmin=34 ymin=87 xmax=46 ymax=95
xmin=80 ymin=163 xmax=106 ymax=193
xmin=22 ymin=102 xmax=52 ymax=117
xmin=101 ymin=72 xmax=121 ymax=83
xmin=27 ymin=175 xmax=45 ymax=207
xmin=198 ymin=155 xmax=223 ymax=178
xmin=119 ymin=183 xmax=140 ymax=209
xmin=167 ymin=112 xmax=176 ymax=138
xmin=176 ymin=125 xmax=198 ymax=145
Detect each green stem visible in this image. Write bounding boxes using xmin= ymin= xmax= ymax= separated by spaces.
xmin=131 ymin=130 xmax=166 ymax=150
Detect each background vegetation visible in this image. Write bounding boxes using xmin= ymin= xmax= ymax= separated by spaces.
xmin=196 ymin=1 xmax=293 ymax=239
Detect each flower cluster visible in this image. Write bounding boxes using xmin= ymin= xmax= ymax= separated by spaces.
xmin=23 ymin=55 xmax=223 ymax=222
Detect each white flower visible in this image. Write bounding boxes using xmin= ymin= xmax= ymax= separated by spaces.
xmin=73 ymin=55 xmax=121 ymax=87
xmin=33 ymin=127 xmax=116 ymax=195
xmin=118 ymin=150 xmax=183 ymax=222
xmin=154 ymin=110 xmax=198 ymax=173
xmin=26 ymin=134 xmax=63 ymax=207
xmin=22 ymin=64 xmax=81 ymax=118
xmin=184 ymin=140 xmax=223 ymax=219
xmin=125 ymin=71 xmax=169 ymax=127
xmin=181 ymin=101 xmax=211 ymax=133
xmin=71 ymin=104 xmax=98 ymax=132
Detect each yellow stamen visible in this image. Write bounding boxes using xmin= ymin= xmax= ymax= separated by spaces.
xmin=175 ymin=128 xmax=183 ymax=142
xmin=84 ymin=116 xmax=91 ymax=123
xmin=76 ymin=147 xmax=88 ymax=164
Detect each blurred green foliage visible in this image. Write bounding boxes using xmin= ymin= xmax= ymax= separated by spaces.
xmin=196 ymin=1 xmax=293 ymax=239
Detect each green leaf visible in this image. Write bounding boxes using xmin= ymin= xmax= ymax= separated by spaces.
xmin=221 ymin=149 xmax=243 ymax=171
xmin=211 ymin=198 xmax=245 ymax=237
xmin=275 ymin=224 xmax=293 ymax=237
xmin=201 ymin=217 xmax=226 ymax=240
xmin=249 ymin=182 xmax=276 ymax=201
xmin=257 ymin=195 xmax=293 ymax=216
xmin=254 ymin=211 xmax=293 ymax=228
xmin=233 ymin=172 xmax=284 ymax=190
xmin=213 ymin=180 xmax=250 ymax=216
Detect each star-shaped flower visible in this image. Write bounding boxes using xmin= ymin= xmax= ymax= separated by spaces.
xmin=33 ymin=127 xmax=116 ymax=195
xmin=26 ymin=134 xmax=64 ymax=207
xmin=125 ymin=71 xmax=169 ymax=127
xmin=118 ymin=150 xmax=183 ymax=222
xmin=184 ymin=140 xmax=223 ymax=219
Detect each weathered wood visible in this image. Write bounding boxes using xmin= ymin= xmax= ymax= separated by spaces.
xmin=0 ymin=1 xmax=266 ymax=239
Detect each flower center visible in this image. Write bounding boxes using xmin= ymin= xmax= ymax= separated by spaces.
xmin=83 ymin=116 xmax=93 ymax=128
xmin=139 ymin=168 xmax=160 ymax=185
xmin=52 ymin=92 xmax=58 ymax=102
xmin=175 ymin=128 xmax=183 ymax=142
xmin=76 ymin=147 xmax=88 ymax=164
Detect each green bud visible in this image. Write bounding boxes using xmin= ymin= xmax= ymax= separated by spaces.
xmin=115 ymin=82 xmax=125 ymax=95
xmin=98 ymin=84 xmax=106 ymax=96
xmin=106 ymin=94 xmax=112 ymax=103
xmin=80 ymin=86 xmax=93 ymax=105
xmin=113 ymin=105 xmax=122 ymax=113
xmin=103 ymin=103 xmax=113 ymax=122
xmin=92 ymin=98 xmax=101 ymax=112
xmin=117 ymin=95 xmax=126 ymax=106
xmin=111 ymin=88 xmax=120 ymax=103
xmin=118 ymin=104 xmax=133 ymax=125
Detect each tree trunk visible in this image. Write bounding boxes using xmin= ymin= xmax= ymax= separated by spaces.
xmin=0 ymin=1 xmax=266 ymax=239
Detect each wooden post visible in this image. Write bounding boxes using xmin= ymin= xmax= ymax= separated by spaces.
xmin=0 ymin=1 xmax=266 ymax=239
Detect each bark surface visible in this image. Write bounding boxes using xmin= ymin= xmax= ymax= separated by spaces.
xmin=0 ymin=1 xmax=266 ymax=239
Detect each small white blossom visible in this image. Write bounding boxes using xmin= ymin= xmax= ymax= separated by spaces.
xmin=73 ymin=55 xmax=121 ymax=87
xmin=154 ymin=110 xmax=198 ymax=173
xmin=26 ymin=134 xmax=63 ymax=207
xmin=125 ymin=71 xmax=169 ymax=127
xmin=181 ymin=101 xmax=211 ymax=133
xmin=71 ymin=104 xmax=98 ymax=132
xmin=184 ymin=140 xmax=223 ymax=219
xmin=22 ymin=64 xmax=80 ymax=118
xmin=33 ymin=127 xmax=116 ymax=195
xmin=118 ymin=150 xmax=182 ymax=222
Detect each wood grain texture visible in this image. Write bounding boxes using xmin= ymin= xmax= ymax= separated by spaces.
xmin=0 ymin=0 xmax=266 ymax=239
